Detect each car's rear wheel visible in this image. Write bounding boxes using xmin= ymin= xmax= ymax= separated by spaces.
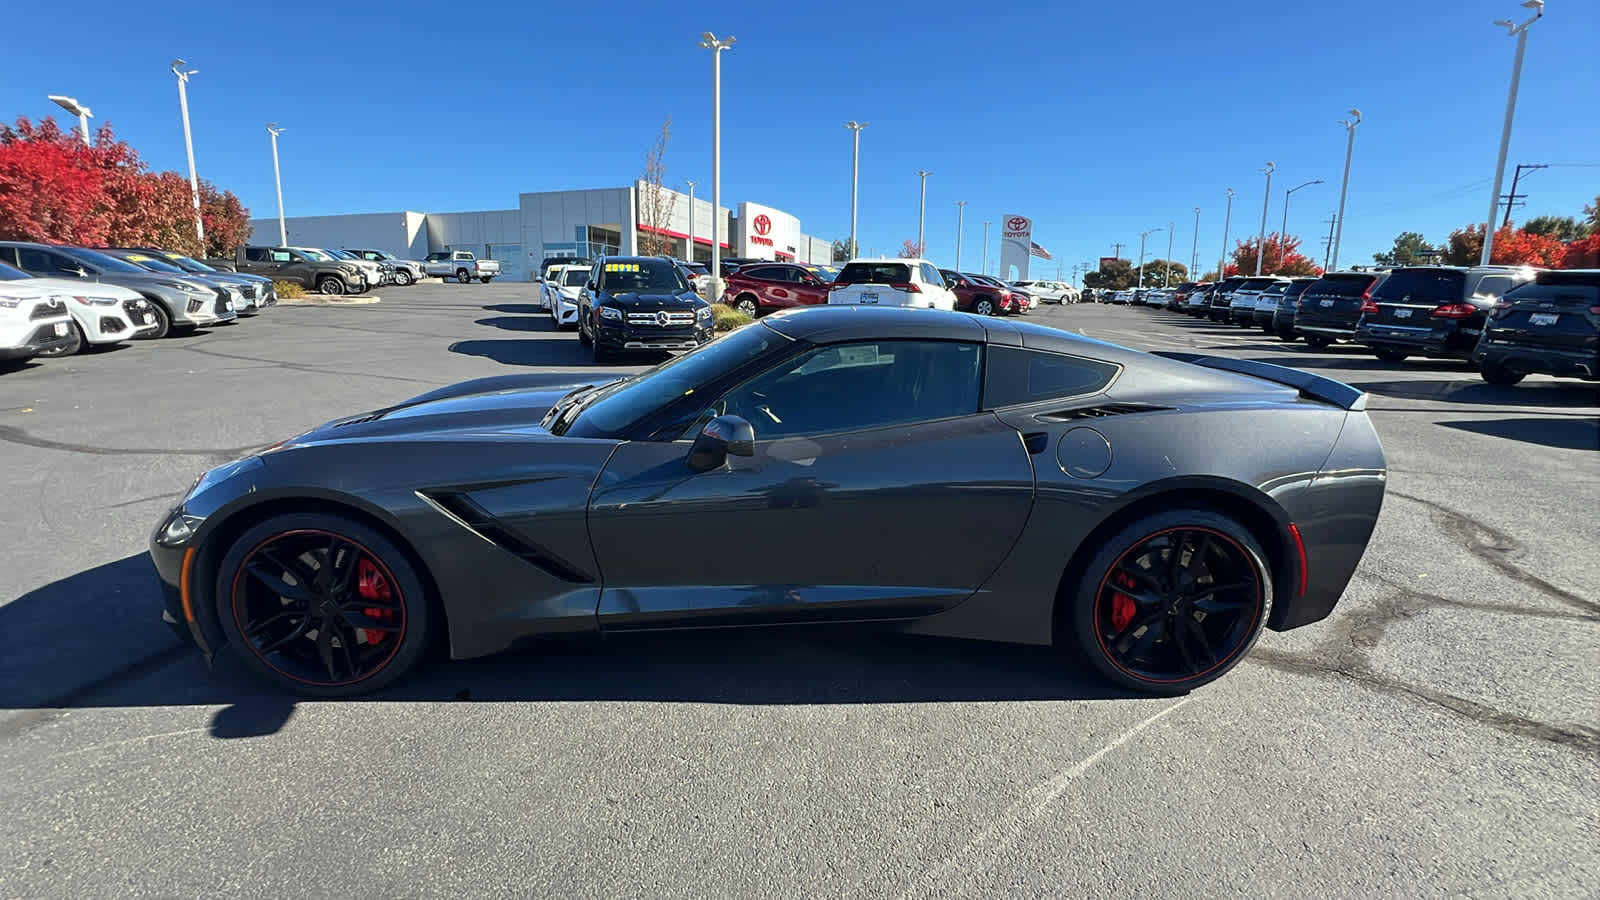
xmin=1374 ymin=348 xmax=1409 ymax=363
xmin=214 ymin=513 xmax=433 ymax=697
xmin=734 ymin=295 xmax=759 ymax=317
xmin=1066 ymin=509 xmax=1273 ymax=695
xmin=1480 ymin=362 xmax=1525 ymax=386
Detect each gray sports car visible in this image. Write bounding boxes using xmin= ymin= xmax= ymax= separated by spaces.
xmin=150 ymin=306 xmax=1386 ymax=696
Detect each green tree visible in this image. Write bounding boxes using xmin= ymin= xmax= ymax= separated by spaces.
xmin=1373 ymin=231 xmax=1434 ymax=266
xmin=1521 ymin=215 xmax=1586 ymax=241
xmin=1585 ymin=195 xmax=1600 ymax=231
xmin=1084 ymin=258 xmax=1134 ymax=290
xmin=1135 ymin=259 xmax=1189 ymax=287
xmin=830 ymin=238 xmax=857 ymax=262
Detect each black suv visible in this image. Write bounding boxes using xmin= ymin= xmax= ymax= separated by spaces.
xmin=1206 ymin=276 xmax=1250 ymax=322
xmin=577 ymin=256 xmax=714 ymax=363
xmin=1290 ymin=272 xmax=1383 ymax=348
xmin=1473 ymin=269 xmax=1600 ymax=385
xmin=1354 ymin=266 xmax=1534 ymax=363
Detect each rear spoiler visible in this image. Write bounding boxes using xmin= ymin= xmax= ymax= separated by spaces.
xmin=1153 ymin=352 xmax=1368 ymax=411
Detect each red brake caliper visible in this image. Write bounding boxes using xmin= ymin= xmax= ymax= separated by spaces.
xmin=1110 ymin=571 xmax=1138 ymax=632
xmin=357 ymin=558 xmax=394 ymax=645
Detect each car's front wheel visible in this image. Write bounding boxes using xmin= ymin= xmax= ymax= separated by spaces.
xmin=395 ymin=270 xmax=414 ymax=286
xmin=457 ymin=269 xmax=472 ymax=284
xmin=972 ymin=297 xmax=996 ymax=316
xmin=1374 ymin=348 xmax=1409 ymax=363
xmin=214 ymin=512 xmax=434 ymax=697
xmin=38 ymin=322 xmax=85 ymax=357
xmin=317 ymin=276 xmax=345 ymax=296
xmin=1065 ymin=508 xmax=1273 ymax=695
xmin=1480 ymin=361 xmax=1525 ymax=386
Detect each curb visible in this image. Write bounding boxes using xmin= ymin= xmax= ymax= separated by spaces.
xmin=278 ymin=294 xmax=382 ymax=305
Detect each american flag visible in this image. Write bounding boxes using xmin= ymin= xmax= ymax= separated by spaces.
xmin=1029 ymin=241 xmax=1053 ymax=260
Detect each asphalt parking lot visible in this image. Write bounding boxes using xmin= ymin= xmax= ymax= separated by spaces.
xmin=2 ymin=282 xmax=1596 ymax=898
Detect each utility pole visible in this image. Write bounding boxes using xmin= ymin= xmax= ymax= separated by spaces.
xmin=1500 ymin=162 xmax=1548 ymax=227
xmin=982 ymin=221 xmax=991 ymax=274
xmin=844 ymin=122 xmax=867 ymax=260
xmin=171 ymin=60 xmax=204 ymax=245
xmin=1218 ymin=188 xmax=1234 ymax=281
xmin=1480 ymin=1 xmax=1543 ymax=265
xmin=1190 ymin=207 xmax=1201 ymax=279
xmin=267 ymin=123 xmax=287 ymax=246
xmin=1111 ymin=241 xmax=1126 ymax=259
xmin=1164 ymin=221 xmax=1175 ymax=287
xmin=1321 ymin=215 xmax=1338 ymax=271
xmin=915 ymin=170 xmax=932 ymax=256
xmin=698 ymin=32 xmax=736 ymax=298
xmin=954 ymin=201 xmax=967 ymax=269
xmin=1255 ymin=162 xmax=1275 ymax=276
xmin=1332 ymin=109 xmax=1362 ymax=270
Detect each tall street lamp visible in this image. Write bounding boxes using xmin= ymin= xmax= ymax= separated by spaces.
xmin=171 ymin=59 xmax=204 ymax=245
xmin=1137 ymin=227 xmax=1163 ymax=288
xmin=267 ymin=123 xmax=287 ymax=246
xmin=982 ymin=221 xmax=991 ymax=274
xmin=47 ymin=95 xmax=92 ymax=146
xmin=1254 ymin=162 xmax=1275 ymax=276
xmin=1218 ymin=188 xmax=1234 ymax=280
xmin=1331 ymin=109 xmax=1361 ymax=270
xmin=1481 ymin=0 xmax=1544 ymax=265
xmin=954 ymin=201 xmax=967 ymax=269
xmin=844 ymin=122 xmax=867 ymax=261
xmin=1190 ymin=207 xmax=1201 ymax=279
xmin=698 ymin=32 xmax=735 ymax=296
xmin=684 ymin=180 xmax=697 ymax=262
xmin=1279 ymin=179 xmax=1324 ymax=271
xmin=1163 ymin=221 xmax=1175 ymax=287
xmin=915 ymin=170 xmax=932 ymax=256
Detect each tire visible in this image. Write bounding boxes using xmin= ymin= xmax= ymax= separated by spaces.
xmin=1480 ymin=362 xmax=1525 ymax=386
xmin=456 ymin=269 xmax=472 ymax=284
xmin=395 ymin=270 xmax=414 ymax=286
xmin=1374 ymin=348 xmax=1409 ymax=363
xmin=972 ymin=297 xmax=996 ymax=316
xmin=37 ymin=322 xmax=85 ymax=357
xmin=1303 ymin=335 xmax=1331 ymax=350
xmin=317 ymin=276 xmax=345 ymax=296
xmin=480 ymin=276 xmax=493 ymax=284
xmin=577 ymin=313 xmax=592 ymax=345
xmin=1065 ymin=508 xmax=1274 ymax=695
xmin=734 ymin=295 xmax=760 ymax=318
xmin=1276 ymin=331 xmax=1299 ymax=343
xmin=212 ymin=512 xmax=434 ymax=697
xmin=140 ymin=301 xmax=173 ymax=340
xmin=592 ymin=337 xmax=615 ymax=364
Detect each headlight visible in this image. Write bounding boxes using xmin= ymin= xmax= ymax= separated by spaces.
xmin=158 ymin=280 xmax=209 ymax=295
xmin=0 ymin=296 xmax=24 ymax=308
xmin=599 ymin=305 xmax=622 ymax=321
xmin=341 ymin=265 xmax=360 ymax=274
xmin=696 ymin=305 xmax=713 ymax=321
xmin=73 ymin=295 xmax=120 ymax=306
xmin=155 ymin=509 xmax=204 ymax=547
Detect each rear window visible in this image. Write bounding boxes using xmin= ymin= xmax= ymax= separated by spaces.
xmin=1307 ymin=274 xmax=1375 ymax=297
xmin=1504 ymin=279 xmax=1600 ymax=309
xmin=837 ymin=262 xmax=912 ymax=285
xmin=1285 ymin=280 xmax=1317 ymax=297
xmin=1237 ymin=279 xmax=1279 ymax=291
xmin=1372 ymin=268 xmax=1466 ymax=303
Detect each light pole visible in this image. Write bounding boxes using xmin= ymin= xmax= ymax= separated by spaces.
xmin=1481 ymin=0 xmax=1544 ymax=265
xmin=844 ymin=122 xmax=867 ymax=261
xmin=1218 ymin=188 xmax=1234 ymax=280
xmin=954 ymin=201 xmax=967 ymax=269
xmin=915 ymin=170 xmax=932 ymax=256
xmin=171 ymin=60 xmax=204 ymax=245
xmin=267 ymin=123 xmax=287 ymax=246
xmin=1254 ymin=162 xmax=1275 ymax=275
xmin=1190 ymin=207 xmax=1201 ymax=278
xmin=982 ymin=221 xmax=991 ymax=273
xmin=1163 ymin=221 xmax=1175 ymax=287
xmin=47 ymin=95 xmax=92 ymax=146
xmin=699 ymin=32 xmax=735 ymax=297
xmin=684 ymin=180 xmax=697 ymax=262
xmin=1331 ymin=109 xmax=1361 ymax=270
xmin=1279 ymin=179 xmax=1324 ymax=271
xmin=1137 ymin=227 xmax=1163 ymax=288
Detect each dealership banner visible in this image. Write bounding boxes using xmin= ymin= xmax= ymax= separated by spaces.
xmin=1099 ymin=256 xmax=1119 ymax=270
xmin=1000 ymin=214 xmax=1033 ymax=280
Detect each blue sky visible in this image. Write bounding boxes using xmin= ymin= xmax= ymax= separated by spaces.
xmin=3 ymin=0 xmax=1596 ymax=276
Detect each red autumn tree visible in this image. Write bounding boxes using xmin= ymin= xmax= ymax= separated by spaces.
xmin=0 ymin=117 xmax=106 ymax=244
xmin=1444 ymin=224 xmax=1565 ymax=267
xmin=898 ymin=239 xmax=926 ymax=259
xmin=1231 ymin=233 xmax=1320 ymax=276
xmin=1561 ymin=233 xmax=1600 ymax=269
xmin=200 ymin=182 xmax=251 ymax=257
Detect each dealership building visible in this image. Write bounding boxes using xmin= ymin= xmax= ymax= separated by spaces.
xmin=248 ymin=181 xmax=834 ymax=282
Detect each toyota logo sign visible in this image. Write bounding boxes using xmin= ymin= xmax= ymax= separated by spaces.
xmin=1007 ymin=216 xmax=1028 ymax=232
xmin=753 ymin=214 xmax=772 ymax=236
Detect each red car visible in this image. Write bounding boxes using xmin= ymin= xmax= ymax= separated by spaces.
xmin=721 ymin=263 xmax=839 ymax=317
xmin=940 ymin=269 xmax=1014 ymax=316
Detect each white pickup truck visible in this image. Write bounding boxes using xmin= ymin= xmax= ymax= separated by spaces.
xmin=424 ymin=250 xmax=501 ymax=284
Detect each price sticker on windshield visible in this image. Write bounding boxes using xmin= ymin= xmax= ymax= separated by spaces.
xmin=604 ymin=263 xmax=640 ymax=273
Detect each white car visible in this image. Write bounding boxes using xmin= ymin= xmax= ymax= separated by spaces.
xmin=1011 ymin=280 xmax=1075 ymax=304
xmin=0 ymin=261 xmax=157 ymax=354
xmin=0 ymin=281 xmax=75 ymax=365
xmin=541 ymin=265 xmax=589 ymax=329
xmin=827 ymin=258 xmax=956 ymax=311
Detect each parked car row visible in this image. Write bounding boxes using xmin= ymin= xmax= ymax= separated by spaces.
xmin=1152 ymin=265 xmax=1598 ymax=387
xmin=0 ymin=240 xmax=282 ymax=364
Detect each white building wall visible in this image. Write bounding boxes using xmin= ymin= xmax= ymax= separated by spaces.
xmin=519 ymin=188 xmax=635 ymax=269
xmin=735 ymin=201 xmax=803 ymax=261
xmin=247 ymin=212 xmax=424 ymax=258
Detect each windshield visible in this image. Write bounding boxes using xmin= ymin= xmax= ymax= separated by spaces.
xmin=806 ymin=266 xmax=840 ymax=282
xmin=299 ymin=249 xmax=333 ymax=261
xmin=323 ymin=249 xmax=357 ymax=260
xmin=560 ymin=269 xmax=589 ymax=287
xmin=597 ymin=260 xmax=688 ymax=293
xmin=171 ymin=255 xmax=217 ymax=272
xmin=61 ymin=247 xmax=147 ymax=273
xmin=0 ymin=261 xmax=29 ymax=281
xmin=565 ymin=324 xmax=792 ymax=439
xmin=119 ymin=253 xmax=186 ymax=274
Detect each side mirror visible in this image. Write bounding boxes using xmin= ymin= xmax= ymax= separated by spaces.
xmin=586 ymin=281 xmax=597 ymax=292
xmin=687 ymin=415 xmax=755 ymax=472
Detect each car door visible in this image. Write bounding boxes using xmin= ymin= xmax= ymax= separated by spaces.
xmin=587 ymin=339 xmax=1036 ymax=629
xmin=790 ymin=268 xmax=830 ymax=306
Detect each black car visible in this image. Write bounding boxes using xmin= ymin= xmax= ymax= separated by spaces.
xmin=1354 ymin=266 xmax=1534 ymax=362
xmin=1263 ymin=278 xmax=1318 ymax=337
xmin=576 ymin=256 xmax=714 ymax=363
xmin=1292 ymin=272 xmax=1384 ymax=349
xmin=1207 ymin=277 xmax=1250 ymax=322
xmin=149 ymin=306 xmax=1387 ymax=698
xmin=1473 ymin=268 xmax=1600 ymax=385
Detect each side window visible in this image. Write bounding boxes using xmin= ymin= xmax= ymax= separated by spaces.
xmin=244 ymin=247 xmax=269 ymax=262
xmin=742 ymin=266 xmax=777 ymax=282
xmin=712 ymin=340 xmax=983 ymax=440
xmin=270 ymin=250 xmax=293 ymax=263
xmin=17 ymin=248 xmax=66 ymax=273
xmin=983 ymin=347 xmax=1121 ymax=409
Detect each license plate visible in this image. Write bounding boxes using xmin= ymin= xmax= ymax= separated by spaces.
xmin=54 ymin=321 xmax=69 ymax=336
xmin=1320 ymin=299 xmax=1334 ymax=307
xmin=1529 ymin=313 xmax=1558 ymax=326
xmin=1394 ymin=308 xmax=1413 ymax=319
xmin=859 ymin=292 xmax=878 ymax=304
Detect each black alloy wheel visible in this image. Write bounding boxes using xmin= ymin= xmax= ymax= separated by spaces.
xmin=735 ymin=295 xmax=760 ymax=318
xmin=216 ymin=514 xmax=431 ymax=696
xmin=318 ymin=276 xmax=345 ymax=296
xmin=1068 ymin=509 xmax=1272 ymax=694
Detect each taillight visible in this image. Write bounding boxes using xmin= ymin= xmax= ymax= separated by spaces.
xmin=1431 ymin=303 xmax=1477 ymax=319
xmin=1591 ymin=306 xmax=1600 ymax=316
xmin=890 ymin=282 xmax=921 ymax=293
xmin=828 ymin=282 xmax=846 ymax=290
xmin=1359 ymin=299 xmax=1379 ymax=315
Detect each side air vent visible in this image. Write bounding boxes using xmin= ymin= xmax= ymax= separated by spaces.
xmin=333 ymin=411 xmax=385 ymax=427
xmin=422 ymin=491 xmax=595 ymax=584
xmin=1038 ymin=403 xmax=1171 ymax=422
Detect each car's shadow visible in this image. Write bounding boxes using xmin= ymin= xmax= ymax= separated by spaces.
xmin=481 ymin=304 xmax=545 ymax=315
xmin=476 ymin=315 xmax=550 ymax=332
xmin=2 ymin=555 xmax=1131 ymax=736
xmin=1438 ymin=417 xmax=1600 ymax=451
xmin=1348 ymin=379 xmax=1600 ymax=408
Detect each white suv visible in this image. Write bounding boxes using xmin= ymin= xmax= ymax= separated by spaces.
xmin=540 ymin=264 xmax=589 ymax=328
xmin=827 ymin=258 xmax=956 ymax=310
xmin=0 ymin=282 xmax=75 ymax=365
